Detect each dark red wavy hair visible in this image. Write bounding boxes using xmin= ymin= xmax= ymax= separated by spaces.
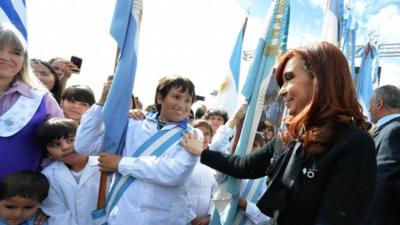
xmin=275 ymin=42 xmax=369 ymax=154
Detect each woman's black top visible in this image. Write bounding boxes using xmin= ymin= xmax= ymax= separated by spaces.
xmin=200 ymin=124 xmax=377 ymax=225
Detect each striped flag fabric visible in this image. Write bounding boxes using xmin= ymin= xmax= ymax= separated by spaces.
xmin=210 ymin=0 xmax=290 ymax=224
xmin=210 ymin=17 xmax=248 ymax=117
xmin=356 ymin=43 xmax=379 ymax=115
xmin=102 ymin=0 xmax=143 ymax=155
xmin=341 ymin=14 xmax=358 ymax=80
xmin=0 ymin=0 xmax=27 ymax=40
xmin=321 ymin=0 xmax=344 ymax=46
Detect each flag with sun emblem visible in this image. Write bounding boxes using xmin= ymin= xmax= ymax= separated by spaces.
xmin=209 ymin=17 xmax=247 ymax=117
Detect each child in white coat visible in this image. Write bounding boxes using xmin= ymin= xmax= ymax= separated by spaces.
xmin=36 ymin=118 xmax=101 ymax=225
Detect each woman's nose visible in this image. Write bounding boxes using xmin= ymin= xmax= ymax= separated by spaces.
xmin=278 ymin=86 xmax=287 ymax=97
xmin=0 ymin=50 xmax=10 ymax=60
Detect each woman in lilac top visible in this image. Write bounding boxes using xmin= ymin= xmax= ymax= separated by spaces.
xmin=0 ymin=23 xmax=63 ymax=180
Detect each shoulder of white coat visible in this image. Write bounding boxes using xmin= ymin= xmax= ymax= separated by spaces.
xmin=42 ymin=161 xmax=65 ymax=177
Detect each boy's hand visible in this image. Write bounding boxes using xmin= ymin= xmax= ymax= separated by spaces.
xmin=34 ymin=208 xmax=48 ymax=225
xmin=180 ymin=132 xmax=204 ymax=156
xmin=237 ymin=197 xmax=247 ymax=210
xmin=98 ymin=75 xmax=113 ymax=106
xmin=226 ymin=102 xmax=247 ymax=128
xmin=98 ymin=152 xmax=122 ymax=172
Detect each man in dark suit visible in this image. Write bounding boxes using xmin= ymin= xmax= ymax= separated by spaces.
xmin=363 ymin=85 xmax=400 ymax=225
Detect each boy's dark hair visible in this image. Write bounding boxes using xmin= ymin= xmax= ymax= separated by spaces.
xmin=194 ymin=104 xmax=207 ymax=120
xmin=36 ymin=118 xmax=78 ymax=150
xmin=253 ymin=131 xmax=266 ymax=148
xmin=191 ymin=119 xmax=213 ymax=136
xmin=154 ymin=75 xmax=196 ymax=112
xmin=62 ymin=84 xmax=96 ymax=106
xmin=0 ymin=171 xmax=49 ymax=203
xmin=203 ymin=108 xmax=229 ymax=124
xmin=257 ymin=120 xmax=275 ymax=133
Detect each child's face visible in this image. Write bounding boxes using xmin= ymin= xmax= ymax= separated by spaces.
xmin=197 ymin=126 xmax=212 ymax=149
xmin=61 ymin=98 xmax=91 ymax=123
xmin=0 ymin=196 xmax=39 ymax=225
xmin=46 ymin=136 xmax=84 ymax=166
xmin=157 ymin=87 xmax=193 ymax=122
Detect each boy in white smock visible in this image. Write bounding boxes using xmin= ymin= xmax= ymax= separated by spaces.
xmin=37 ymin=118 xmax=100 ymax=225
xmin=75 ymin=75 xmax=202 ymax=225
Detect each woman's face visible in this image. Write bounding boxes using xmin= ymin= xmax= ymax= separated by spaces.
xmin=0 ymin=42 xmax=24 ymax=85
xmin=278 ymin=55 xmax=314 ymax=116
xmin=208 ymin=115 xmax=225 ymax=133
xmin=32 ymin=63 xmax=56 ymax=90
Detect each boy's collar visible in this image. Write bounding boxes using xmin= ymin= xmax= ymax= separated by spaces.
xmin=147 ymin=112 xmax=189 ymax=129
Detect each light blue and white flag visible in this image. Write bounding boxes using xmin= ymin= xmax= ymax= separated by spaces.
xmin=0 ymin=0 xmax=27 ymax=40
xmin=102 ymin=0 xmax=143 ymax=155
xmin=321 ymin=0 xmax=344 ymax=47
xmin=356 ymin=43 xmax=379 ymax=116
xmin=210 ymin=1 xmax=290 ymax=224
xmin=210 ymin=17 xmax=247 ymax=117
xmin=232 ymin=177 xmax=268 ymax=225
xmin=341 ymin=14 xmax=358 ymax=80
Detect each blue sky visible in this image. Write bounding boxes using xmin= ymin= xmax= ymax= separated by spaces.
xmin=242 ymin=0 xmax=400 ymax=46
xmin=234 ymin=0 xmax=400 ymax=89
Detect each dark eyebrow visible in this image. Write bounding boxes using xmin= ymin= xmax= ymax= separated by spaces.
xmin=283 ymin=71 xmax=294 ymax=80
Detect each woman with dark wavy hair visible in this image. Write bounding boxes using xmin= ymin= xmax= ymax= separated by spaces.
xmin=182 ymin=42 xmax=377 ymax=225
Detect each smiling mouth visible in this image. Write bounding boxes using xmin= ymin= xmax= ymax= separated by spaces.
xmin=7 ymin=218 xmax=23 ymax=224
xmin=284 ymin=100 xmax=293 ymax=106
xmin=63 ymin=152 xmax=76 ymax=158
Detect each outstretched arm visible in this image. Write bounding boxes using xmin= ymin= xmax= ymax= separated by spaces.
xmin=181 ymin=134 xmax=277 ymax=179
xmin=74 ymin=76 xmax=113 ymax=155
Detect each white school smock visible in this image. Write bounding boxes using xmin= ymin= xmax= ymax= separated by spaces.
xmin=75 ymin=105 xmax=200 ymax=225
xmin=186 ymin=162 xmax=218 ymax=224
xmin=41 ymin=156 xmax=100 ymax=225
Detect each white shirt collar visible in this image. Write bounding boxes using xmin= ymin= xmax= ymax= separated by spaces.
xmin=376 ymin=113 xmax=400 ymax=129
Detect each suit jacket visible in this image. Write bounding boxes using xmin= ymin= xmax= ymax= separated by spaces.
xmin=202 ymin=123 xmax=377 ymax=225
xmin=363 ymin=116 xmax=400 ymax=225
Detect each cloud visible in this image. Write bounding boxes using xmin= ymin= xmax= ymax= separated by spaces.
xmin=364 ymin=4 xmax=400 ymax=43
xmin=379 ymin=60 xmax=400 ymax=87
xmin=308 ymin=0 xmax=324 ymax=9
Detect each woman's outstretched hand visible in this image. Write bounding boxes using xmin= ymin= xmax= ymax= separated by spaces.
xmin=180 ymin=132 xmax=204 ymax=156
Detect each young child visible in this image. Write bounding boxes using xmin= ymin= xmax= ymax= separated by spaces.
xmin=0 ymin=171 xmax=49 ymax=225
xmin=75 ymin=75 xmax=202 ymax=225
xmin=187 ymin=120 xmax=217 ymax=225
xmin=36 ymin=118 xmax=100 ymax=225
xmin=60 ymin=85 xmax=95 ymax=124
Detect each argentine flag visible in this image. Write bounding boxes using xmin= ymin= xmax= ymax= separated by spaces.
xmin=0 ymin=0 xmax=27 ymax=40
xmin=210 ymin=0 xmax=290 ymax=224
xmin=210 ymin=17 xmax=247 ymax=117
xmin=103 ymin=0 xmax=143 ymax=155
xmin=356 ymin=44 xmax=379 ymax=117
xmin=321 ymin=0 xmax=344 ymax=46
